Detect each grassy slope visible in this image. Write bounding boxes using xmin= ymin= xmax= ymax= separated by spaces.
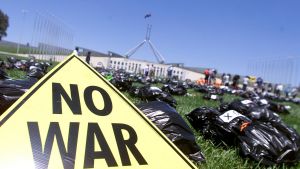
xmin=0 ymin=53 xmax=59 ymax=78
xmin=0 ymin=45 xmax=30 ymax=54
xmin=2 ymin=64 xmax=300 ymax=169
xmin=173 ymin=90 xmax=300 ymax=169
xmin=124 ymin=85 xmax=300 ymax=169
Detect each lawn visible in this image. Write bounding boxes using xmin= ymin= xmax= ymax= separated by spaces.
xmin=173 ymin=91 xmax=300 ymax=169
xmin=1 ymin=58 xmax=300 ymax=169
xmin=125 ymin=87 xmax=300 ymax=169
xmin=0 ymin=44 xmax=30 ymax=54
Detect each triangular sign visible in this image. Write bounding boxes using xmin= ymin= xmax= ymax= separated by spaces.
xmin=0 ymin=55 xmax=197 ymax=169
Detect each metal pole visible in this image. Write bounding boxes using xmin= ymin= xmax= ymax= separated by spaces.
xmin=41 ymin=14 xmax=49 ymax=60
xmin=37 ymin=12 xmax=44 ymax=60
xmin=17 ymin=9 xmax=28 ymax=54
xmin=34 ymin=12 xmax=42 ymax=57
xmin=270 ymin=59 xmax=275 ymax=83
xmin=148 ymin=40 xmax=165 ymax=63
xmin=296 ymin=57 xmax=300 ymax=86
xmin=125 ymin=40 xmax=146 ymax=57
xmin=29 ymin=11 xmax=38 ymax=56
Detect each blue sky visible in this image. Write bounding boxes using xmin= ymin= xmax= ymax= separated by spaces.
xmin=1 ymin=0 xmax=300 ymax=85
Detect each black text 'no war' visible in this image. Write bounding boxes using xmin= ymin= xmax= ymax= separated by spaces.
xmin=27 ymin=83 xmax=147 ymax=169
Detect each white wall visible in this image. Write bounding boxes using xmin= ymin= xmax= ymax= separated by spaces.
xmin=18 ymin=53 xmax=204 ymax=81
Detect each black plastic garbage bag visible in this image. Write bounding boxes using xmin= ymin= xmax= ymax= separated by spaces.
xmin=0 ymin=68 xmax=45 ymax=114
xmin=203 ymin=93 xmax=223 ymax=102
xmin=129 ymin=85 xmax=177 ymax=108
xmin=0 ymin=60 xmax=4 ymax=68
xmin=292 ymin=98 xmax=300 ymax=105
xmin=194 ymin=85 xmax=224 ymax=95
xmin=0 ymin=68 xmax=43 ymax=92
xmin=110 ymin=77 xmax=132 ymax=91
xmin=1 ymin=76 xmax=39 ymax=91
xmin=186 ymin=107 xmax=250 ymax=145
xmin=4 ymin=79 xmax=37 ymax=90
xmin=146 ymin=77 xmax=158 ymax=84
xmin=128 ymin=86 xmax=139 ymax=97
xmin=268 ymin=101 xmax=290 ymax=114
xmin=239 ymin=121 xmax=300 ymax=165
xmin=186 ymin=107 xmax=300 ymax=165
xmin=133 ymin=75 xmax=146 ymax=84
xmin=0 ymin=69 xmax=9 ymax=79
xmin=0 ymin=85 xmax=25 ymax=115
xmin=194 ymin=85 xmax=208 ymax=93
xmin=219 ymin=99 xmax=282 ymax=124
xmin=239 ymin=96 xmax=291 ymax=115
xmin=239 ymin=91 xmax=260 ymax=100
xmin=219 ymin=99 xmax=300 ymax=152
xmin=136 ymin=85 xmax=162 ymax=101
xmin=161 ymin=84 xmax=187 ymax=96
xmin=27 ymin=67 xmax=45 ymax=79
xmin=137 ymin=101 xmax=205 ymax=163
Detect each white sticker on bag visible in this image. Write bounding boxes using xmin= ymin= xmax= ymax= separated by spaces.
xmin=241 ymin=100 xmax=252 ymax=105
xmin=219 ymin=110 xmax=245 ymax=123
xmin=150 ymin=86 xmax=161 ymax=91
xmin=210 ymin=95 xmax=217 ymax=100
xmin=260 ymin=99 xmax=268 ymax=105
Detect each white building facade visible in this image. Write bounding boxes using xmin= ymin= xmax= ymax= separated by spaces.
xmin=18 ymin=53 xmax=204 ymax=81
xmin=86 ymin=56 xmax=204 ymax=81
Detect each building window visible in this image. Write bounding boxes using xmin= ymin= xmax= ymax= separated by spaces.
xmin=114 ymin=61 xmax=116 ymax=64
xmin=118 ymin=61 xmax=120 ymax=65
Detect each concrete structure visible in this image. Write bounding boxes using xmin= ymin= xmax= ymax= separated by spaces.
xmin=85 ymin=55 xmax=205 ymax=81
xmin=0 ymin=49 xmax=205 ymax=81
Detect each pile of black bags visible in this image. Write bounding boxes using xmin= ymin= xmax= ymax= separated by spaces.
xmin=0 ymin=85 xmax=25 ymax=115
xmin=194 ymin=85 xmax=224 ymax=95
xmin=186 ymin=99 xmax=300 ymax=165
xmin=108 ymin=70 xmax=133 ymax=92
xmin=202 ymin=93 xmax=223 ymax=102
xmin=0 ymin=68 xmax=45 ymax=115
xmin=161 ymin=83 xmax=187 ymax=96
xmin=129 ymin=85 xmax=177 ymax=108
xmin=137 ymin=101 xmax=205 ymax=163
xmin=110 ymin=76 xmax=132 ymax=91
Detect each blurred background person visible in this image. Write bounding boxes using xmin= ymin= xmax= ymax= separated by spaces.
xmin=85 ymin=51 xmax=91 ymax=64
xmin=242 ymin=76 xmax=249 ymax=91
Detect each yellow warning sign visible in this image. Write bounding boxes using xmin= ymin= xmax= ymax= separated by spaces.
xmin=0 ymin=55 xmax=197 ymax=169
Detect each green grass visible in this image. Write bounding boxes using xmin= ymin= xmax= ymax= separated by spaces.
xmin=173 ymin=91 xmax=300 ymax=169
xmin=0 ymin=52 xmax=27 ymax=60
xmin=0 ymin=45 xmax=30 ymax=54
xmin=0 ymin=53 xmax=59 ymax=72
xmin=123 ymin=87 xmax=300 ymax=169
xmin=6 ymin=69 xmax=27 ymax=79
xmin=2 ymin=61 xmax=300 ymax=169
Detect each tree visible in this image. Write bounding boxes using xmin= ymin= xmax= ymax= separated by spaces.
xmin=0 ymin=10 xmax=9 ymax=41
